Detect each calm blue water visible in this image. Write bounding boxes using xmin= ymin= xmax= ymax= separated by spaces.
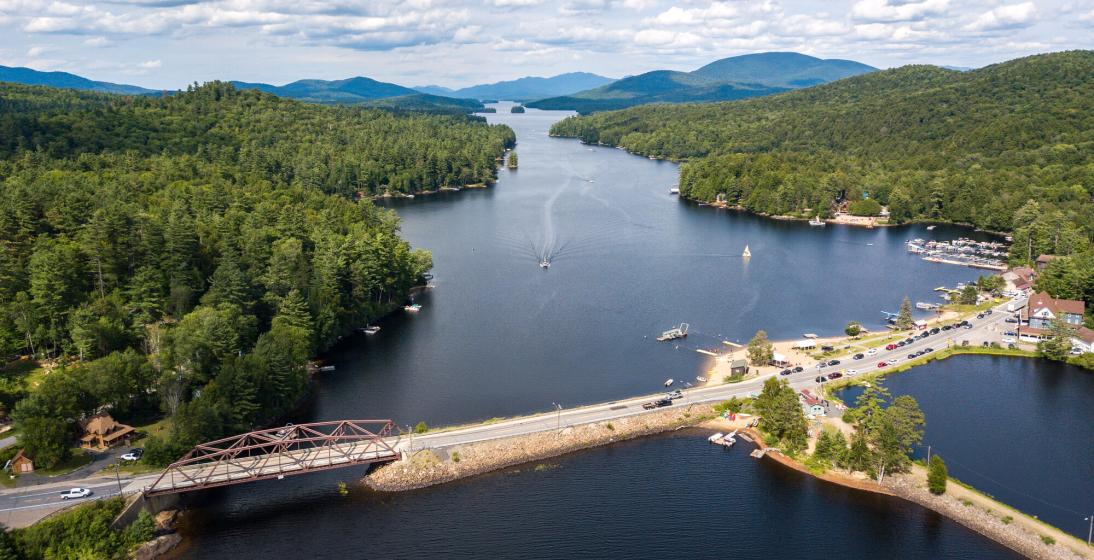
xmin=178 ymin=431 xmax=1020 ymax=559
xmin=177 ymin=105 xmax=1031 ymax=557
xmin=840 ymin=356 xmax=1094 ymax=540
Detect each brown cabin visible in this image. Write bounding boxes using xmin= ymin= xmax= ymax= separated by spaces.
xmin=11 ymin=449 xmax=33 ymax=474
xmin=79 ymin=414 xmax=135 ymax=451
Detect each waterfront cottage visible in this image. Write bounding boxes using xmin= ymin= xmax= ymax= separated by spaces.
xmin=1022 ymin=292 xmax=1084 ymax=330
xmin=730 ymin=359 xmax=749 ymax=376
xmin=799 ymin=390 xmax=827 ymax=417
xmin=79 ymin=414 xmax=135 ymax=451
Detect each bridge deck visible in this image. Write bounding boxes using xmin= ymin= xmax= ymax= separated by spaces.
xmin=146 ymin=439 xmax=398 ymax=496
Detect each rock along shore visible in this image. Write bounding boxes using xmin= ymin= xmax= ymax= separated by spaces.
xmin=365 ymin=403 xmax=716 ymax=492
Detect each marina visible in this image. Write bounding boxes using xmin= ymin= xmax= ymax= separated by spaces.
xmin=906 ymin=237 xmax=1008 ymax=271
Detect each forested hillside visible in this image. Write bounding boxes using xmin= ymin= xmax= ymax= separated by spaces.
xmin=0 ymin=82 xmax=514 ymax=467
xmin=550 ymin=52 xmax=1093 ymax=252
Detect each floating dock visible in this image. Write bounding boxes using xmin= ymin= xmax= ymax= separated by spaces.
xmin=657 ymin=323 xmax=689 ymax=342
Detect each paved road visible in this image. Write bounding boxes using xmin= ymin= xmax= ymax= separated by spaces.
xmin=0 ymin=297 xmax=1024 ymax=526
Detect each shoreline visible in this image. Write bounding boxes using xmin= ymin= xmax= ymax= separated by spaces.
xmin=702 ymin=418 xmax=1091 ymax=560
xmin=365 ymin=403 xmax=1088 ymax=560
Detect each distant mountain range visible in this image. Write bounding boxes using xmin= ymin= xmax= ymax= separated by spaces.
xmin=229 ymin=76 xmax=417 ymax=103
xmin=0 ymin=53 xmax=877 ymax=115
xmin=0 ymin=65 xmax=156 ymax=95
xmin=414 ymin=72 xmax=614 ymax=102
xmin=528 ymin=52 xmax=876 ymax=113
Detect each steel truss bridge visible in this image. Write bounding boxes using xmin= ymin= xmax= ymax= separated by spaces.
xmin=144 ymin=420 xmax=398 ymax=496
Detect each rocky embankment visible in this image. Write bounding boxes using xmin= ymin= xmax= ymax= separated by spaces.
xmin=885 ymin=474 xmax=1090 ymax=560
xmin=366 ymin=404 xmax=715 ymax=492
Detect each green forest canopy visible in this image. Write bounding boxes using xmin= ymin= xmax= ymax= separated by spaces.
xmin=549 ymin=51 xmax=1093 ymax=245
xmin=0 ymin=82 xmax=514 ymax=467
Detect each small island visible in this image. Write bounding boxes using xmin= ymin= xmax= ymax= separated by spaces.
xmin=510 ymin=105 xmax=526 ymax=113
xmin=508 ymin=151 xmax=518 ymax=169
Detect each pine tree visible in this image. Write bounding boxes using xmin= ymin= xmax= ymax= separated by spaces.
xmin=928 ymin=455 xmax=948 ymax=495
xmin=896 ymin=296 xmax=914 ymax=329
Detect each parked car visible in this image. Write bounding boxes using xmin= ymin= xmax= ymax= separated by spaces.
xmin=1001 ymin=337 xmax=1016 ymax=344
xmin=929 ymin=328 xmax=940 ymax=334
xmin=853 ymin=353 xmax=864 ymax=360
xmin=924 ymin=347 xmax=935 ymax=353
xmin=907 ymin=354 xmax=917 ymax=360
xmin=793 ymin=366 xmax=804 ymax=373
xmin=120 ymin=448 xmax=144 ymax=462
xmin=828 ymin=359 xmax=841 ymax=366
xmin=866 ymin=348 xmax=878 ymax=356
xmin=941 ymin=325 xmax=953 ymax=331
xmin=846 ymin=369 xmax=859 ymax=376
xmin=666 ymin=390 xmax=683 ymax=400
xmin=885 ymin=344 xmax=897 ymax=350
xmin=275 ymin=423 xmax=295 ymax=438
xmin=896 ymin=341 xmax=906 ymax=347
xmin=1003 ymin=331 xmax=1017 ymax=337
xmin=815 ymin=376 xmax=828 ymax=383
xmin=985 ymin=309 xmax=993 ymax=315
xmin=817 ymin=362 xmax=827 ymax=369
xmin=820 ymin=345 xmax=834 ymax=352
xmin=61 ymin=488 xmax=92 ymax=500
xmin=642 ymin=401 xmax=657 ymax=410
xmin=877 ymin=361 xmax=888 ymax=368
xmin=1005 ymin=318 xmax=1018 ymax=323
xmin=889 ymin=358 xmax=901 ymax=364
xmin=779 ymin=369 xmax=792 ymax=376
xmin=827 ymin=372 xmax=843 ymax=380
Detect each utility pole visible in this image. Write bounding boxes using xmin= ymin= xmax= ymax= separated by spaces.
xmin=552 ymin=402 xmax=562 ymax=435
xmin=112 ymin=463 xmax=123 ymax=495
xmin=1085 ymin=515 xmax=1092 ymax=546
xmin=926 ymin=445 xmax=931 ymax=464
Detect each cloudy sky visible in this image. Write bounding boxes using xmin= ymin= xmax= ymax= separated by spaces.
xmin=1 ymin=0 xmax=1091 ymax=89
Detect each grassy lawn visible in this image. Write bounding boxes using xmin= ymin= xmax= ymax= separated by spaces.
xmin=35 ymin=448 xmax=93 ymax=477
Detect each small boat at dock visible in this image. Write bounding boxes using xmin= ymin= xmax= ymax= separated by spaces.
xmin=663 ymin=378 xmax=674 ymax=387
xmin=669 ymin=187 xmax=680 ymax=194
xmin=696 ymin=376 xmax=707 ymax=382
xmin=809 ymin=216 xmax=826 ymax=226
xmin=404 ymin=303 xmax=422 ymax=312
xmin=360 ymin=325 xmax=381 ymax=335
xmin=926 ymin=225 xmax=936 ymax=230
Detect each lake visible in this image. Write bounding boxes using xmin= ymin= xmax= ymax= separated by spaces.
xmin=839 ymin=355 xmax=1094 ymax=539
xmin=176 ymin=103 xmax=1025 ymax=558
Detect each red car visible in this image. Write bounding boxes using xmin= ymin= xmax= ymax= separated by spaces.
xmin=885 ymin=344 xmax=897 ymax=350
xmin=877 ymin=361 xmax=888 ymax=368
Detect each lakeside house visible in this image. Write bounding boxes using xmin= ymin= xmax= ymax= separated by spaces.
xmin=1034 ymin=254 xmax=1060 ymax=271
xmin=730 ymin=359 xmax=749 ymax=376
xmin=79 ymin=414 xmax=135 ymax=451
xmin=1005 ymin=266 xmax=1037 ymax=292
xmin=1019 ymin=292 xmax=1093 ymax=351
xmin=800 ymin=389 xmax=827 ymax=417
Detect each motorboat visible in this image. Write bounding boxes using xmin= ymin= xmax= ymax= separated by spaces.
xmin=361 ymin=325 xmax=381 ymax=335
xmin=404 ymin=303 xmax=422 ymax=312
xmin=742 ymin=245 xmax=751 ymax=258
xmin=663 ymin=378 xmax=674 ymax=387
xmin=809 ymin=216 xmax=826 ymax=226
xmin=539 ymin=259 xmax=551 ymax=269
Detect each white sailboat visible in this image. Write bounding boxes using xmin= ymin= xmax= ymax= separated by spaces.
xmin=809 ymin=216 xmax=826 ymax=226
xmin=742 ymin=245 xmax=751 ymax=258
